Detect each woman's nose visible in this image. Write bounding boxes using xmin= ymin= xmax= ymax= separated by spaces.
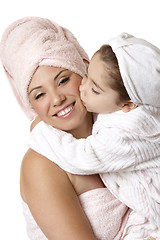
xmin=51 ymin=92 xmax=66 ymax=107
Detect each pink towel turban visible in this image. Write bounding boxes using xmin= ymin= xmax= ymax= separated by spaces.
xmin=0 ymin=17 xmax=89 ymax=119
xmin=109 ymin=33 xmax=160 ymax=108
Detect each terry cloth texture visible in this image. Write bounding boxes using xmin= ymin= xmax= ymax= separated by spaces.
xmin=108 ymin=32 xmax=160 ymax=108
xmin=28 ymin=105 xmax=160 ymax=239
xmin=22 ymin=188 xmax=129 ymax=240
xmin=0 ymin=17 xmax=89 ymax=119
xmin=28 ymin=32 xmax=160 ymax=239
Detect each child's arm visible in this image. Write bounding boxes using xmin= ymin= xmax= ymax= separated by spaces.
xmin=29 ymin=121 xmax=142 ymax=174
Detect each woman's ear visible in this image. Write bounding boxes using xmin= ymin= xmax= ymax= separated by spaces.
xmin=121 ymin=101 xmax=137 ymax=113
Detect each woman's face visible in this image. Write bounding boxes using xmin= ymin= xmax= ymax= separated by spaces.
xmin=28 ymin=66 xmax=88 ymax=131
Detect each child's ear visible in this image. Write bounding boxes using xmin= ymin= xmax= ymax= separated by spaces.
xmin=121 ymin=101 xmax=137 ymax=113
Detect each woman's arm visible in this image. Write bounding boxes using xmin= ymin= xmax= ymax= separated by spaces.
xmin=20 ymin=149 xmax=96 ymax=240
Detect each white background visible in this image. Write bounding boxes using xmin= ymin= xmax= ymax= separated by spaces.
xmin=0 ymin=0 xmax=160 ymax=239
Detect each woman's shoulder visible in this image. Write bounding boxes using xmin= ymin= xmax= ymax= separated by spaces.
xmin=20 ymin=148 xmax=67 ymax=202
xmin=21 ymin=148 xmax=65 ymax=179
xmin=21 ymin=149 xmax=45 ymax=174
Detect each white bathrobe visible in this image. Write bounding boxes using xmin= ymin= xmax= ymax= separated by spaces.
xmin=29 ymin=105 xmax=160 ymax=239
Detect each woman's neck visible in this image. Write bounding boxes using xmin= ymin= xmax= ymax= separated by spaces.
xmin=67 ymin=112 xmax=93 ymax=139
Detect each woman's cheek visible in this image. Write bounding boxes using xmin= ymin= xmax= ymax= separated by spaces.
xmin=32 ymin=100 xmax=50 ymax=116
xmin=67 ymin=79 xmax=82 ymax=95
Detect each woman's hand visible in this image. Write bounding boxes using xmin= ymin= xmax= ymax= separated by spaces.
xmin=30 ymin=116 xmax=41 ymax=131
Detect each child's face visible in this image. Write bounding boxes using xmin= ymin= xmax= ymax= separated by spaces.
xmin=80 ymin=53 xmax=121 ymax=114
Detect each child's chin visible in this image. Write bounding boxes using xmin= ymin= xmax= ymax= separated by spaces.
xmin=86 ymin=107 xmax=95 ymax=113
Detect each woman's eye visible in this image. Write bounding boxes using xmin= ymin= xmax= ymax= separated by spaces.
xmin=91 ymin=88 xmax=100 ymax=95
xmin=58 ymin=77 xmax=69 ymax=86
xmin=35 ymin=92 xmax=45 ymax=100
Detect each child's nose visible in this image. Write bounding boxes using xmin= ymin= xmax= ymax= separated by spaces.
xmin=79 ymin=83 xmax=86 ymax=93
xmin=81 ymin=75 xmax=87 ymax=85
xmin=80 ymin=76 xmax=87 ymax=92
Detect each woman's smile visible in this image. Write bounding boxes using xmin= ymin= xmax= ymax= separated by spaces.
xmin=53 ymin=103 xmax=75 ymax=118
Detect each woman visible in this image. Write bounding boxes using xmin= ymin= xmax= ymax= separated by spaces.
xmin=1 ymin=17 xmax=149 ymax=240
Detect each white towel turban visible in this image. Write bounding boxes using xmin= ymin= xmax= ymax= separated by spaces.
xmin=109 ymin=33 xmax=160 ymax=108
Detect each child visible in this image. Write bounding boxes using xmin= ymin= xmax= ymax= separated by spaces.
xmin=28 ymin=33 xmax=160 ymax=239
